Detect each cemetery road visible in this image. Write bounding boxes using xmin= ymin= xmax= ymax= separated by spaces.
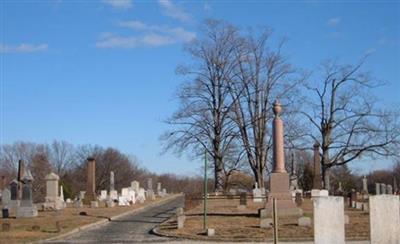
xmin=48 ymin=195 xmax=184 ymax=243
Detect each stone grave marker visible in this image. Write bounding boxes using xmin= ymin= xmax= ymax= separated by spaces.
xmin=110 ymin=171 xmax=115 ymax=192
xmin=387 ymin=185 xmax=393 ymax=194
xmin=369 ymin=195 xmax=400 ymax=243
xmin=16 ymin=170 xmax=38 ymax=218
xmin=131 ymin=181 xmax=139 ymax=193
xmin=100 ymin=190 xmax=107 ymax=201
xmin=375 ymin=183 xmax=380 ymax=195
xmin=313 ymin=196 xmax=345 ymax=244
xmin=2 ymin=188 xmax=11 ymax=207
xmin=380 ymin=183 xmax=386 ymax=194
xmin=83 ymin=157 xmax=96 ymax=205
xmin=44 ymin=172 xmax=64 ymax=210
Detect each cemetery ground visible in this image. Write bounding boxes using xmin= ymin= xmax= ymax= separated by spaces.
xmin=0 ymin=194 xmax=180 ymax=243
xmin=156 ymin=196 xmax=370 ymax=242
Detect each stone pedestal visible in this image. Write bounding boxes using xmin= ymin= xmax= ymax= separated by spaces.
xmin=16 ymin=205 xmax=38 ymax=218
xmin=265 ymin=173 xmax=302 ymax=217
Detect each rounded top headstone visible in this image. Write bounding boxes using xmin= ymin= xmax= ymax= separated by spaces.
xmin=45 ymin=172 xmax=60 ymax=180
xmin=273 ymin=100 xmax=282 ymax=116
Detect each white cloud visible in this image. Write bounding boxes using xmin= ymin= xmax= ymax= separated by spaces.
xmin=96 ymin=22 xmax=196 ymax=49
xmin=158 ymin=0 xmax=191 ymax=22
xmin=0 ymin=43 xmax=48 ymax=53
xmin=327 ymin=17 xmax=341 ymax=26
xmin=102 ymin=0 xmax=132 ymax=9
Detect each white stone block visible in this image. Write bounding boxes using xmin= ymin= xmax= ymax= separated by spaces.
xmin=314 ymin=196 xmax=345 ymax=244
xmin=369 ymin=195 xmax=400 ymax=244
xmin=207 ymin=228 xmax=215 ymax=236
xmin=90 ymin=201 xmax=99 ymax=208
xmin=356 ymin=202 xmax=363 ymax=210
xmin=100 ymin=190 xmax=107 ymax=201
xmin=260 ymin=218 xmax=273 ymax=228
xmin=298 ymin=216 xmax=311 ymax=227
xmin=109 ymin=190 xmax=118 ymax=200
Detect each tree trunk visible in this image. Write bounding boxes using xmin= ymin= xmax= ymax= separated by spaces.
xmin=214 ymin=155 xmax=224 ymax=192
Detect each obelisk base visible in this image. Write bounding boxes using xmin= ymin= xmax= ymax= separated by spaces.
xmin=264 ymin=172 xmax=303 ymax=217
xmin=83 ymin=193 xmax=96 ymax=205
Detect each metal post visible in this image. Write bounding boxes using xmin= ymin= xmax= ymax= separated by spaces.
xmin=273 ymin=198 xmax=278 ymax=244
xmin=203 ymin=149 xmax=208 ymax=230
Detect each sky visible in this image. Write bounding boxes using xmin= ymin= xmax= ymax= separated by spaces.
xmin=1 ymin=0 xmax=399 ymax=176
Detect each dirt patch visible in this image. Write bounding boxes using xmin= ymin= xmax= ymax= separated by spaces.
xmin=157 ymin=197 xmax=370 ymax=242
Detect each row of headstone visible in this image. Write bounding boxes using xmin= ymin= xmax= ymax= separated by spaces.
xmin=375 ymin=182 xmax=394 ymax=195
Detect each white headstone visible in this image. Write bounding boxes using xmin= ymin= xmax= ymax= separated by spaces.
xmin=118 ymin=196 xmax=130 ymax=206
xmin=137 ymin=187 xmax=146 ymax=203
xmin=369 ymin=195 xmax=400 ymax=243
xmin=109 ymin=190 xmax=118 ymax=200
xmin=314 ymin=196 xmax=345 ymax=244
xmin=252 ymin=188 xmax=262 ymax=202
xmin=100 ymin=190 xmax=107 ymax=201
xmin=131 ymin=181 xmax=140 ymax=193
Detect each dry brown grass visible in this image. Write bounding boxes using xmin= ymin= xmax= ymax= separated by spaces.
xmin=0 ymin=196 xmax=173 ymax=243
xmin=157 ymin=197 xmax=370 ymax=242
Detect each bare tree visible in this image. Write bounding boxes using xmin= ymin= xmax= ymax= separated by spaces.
xmin=49 ymin=140 xmax=74 ymax=177
xmin=162 ymin=19 xmax=240 ymax=192
xmin=229 ymin=29 xmax=301 ymax=187
xmin=302 ymin=58 xmax=400 ymax=187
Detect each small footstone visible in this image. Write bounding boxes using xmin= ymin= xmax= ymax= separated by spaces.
xmin=207 ymin=228 xmax=215 ymax=236
xmin=91 ymin=201 xmax=99 ymax=208
xmin=237 ymin=205 xmax=246 ymax=210
xmin=260 ymin=218 xmax=273 ymax=228
xmin=177 ymin=215 xmax=185 ymax=229
xmin=258 ymin=208 xmax=268 ymax=218
xmin=2 ymin=223 xmax=10 ymax=232
xmin=31 ymin=225 xmax=40 ymax=231
xmin=298 ymin=216 xmax=311 ymax=227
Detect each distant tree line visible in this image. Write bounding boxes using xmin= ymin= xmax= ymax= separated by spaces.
xmin=0 ymin=141 xmax=205 ymax=202
xmin=162 ymin=19 xmax=400 ymax=192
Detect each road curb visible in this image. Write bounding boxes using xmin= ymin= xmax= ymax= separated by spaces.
xmin=36 ymin=194 xmax=183 ymax=243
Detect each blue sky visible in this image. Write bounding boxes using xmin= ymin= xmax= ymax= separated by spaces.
xmin=1 ymin=0 xmax=399 ymax=175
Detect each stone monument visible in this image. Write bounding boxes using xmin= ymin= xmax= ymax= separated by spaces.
xmin=16 ymin=170 xmax=38 ymax=218
xmin=83 ymin=157 xmax=96 ymax=204
xmin=362 ymin=176 xmax=368 ymax=194
xmin=265 ymin=100 xmax=302 ymax=217
xmin=17 ymin=159 xmax=25 ymax=200
xmin=43 ymin=172 xmax=65 ymax=210
xmin=313 ymin=142 xmax=322 ymax=190
xmin=110 ymin=171 xmax=115 ymax=192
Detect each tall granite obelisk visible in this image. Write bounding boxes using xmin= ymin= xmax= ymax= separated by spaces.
xmin=265 ymin=100 xmax=302 ymax=217
xmin=83 ymin=157 xmax=96 ymax=205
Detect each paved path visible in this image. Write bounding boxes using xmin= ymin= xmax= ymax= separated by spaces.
xmin=47 ymin=196 xmax=184 ymax=243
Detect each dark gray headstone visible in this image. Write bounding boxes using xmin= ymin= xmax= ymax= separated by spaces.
xmin=240 ymin=192 xmax=247 ymax=206
xmin=10 ymin=180 xmax=18 ymax=200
